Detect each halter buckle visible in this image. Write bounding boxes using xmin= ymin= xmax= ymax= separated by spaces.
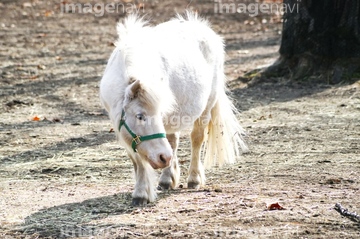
xmin=133 ymin=135 xmax=141 ymax=145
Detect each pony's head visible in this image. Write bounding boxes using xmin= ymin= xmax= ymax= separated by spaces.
xmin=119 ymin=78 xmax=174 ymax=169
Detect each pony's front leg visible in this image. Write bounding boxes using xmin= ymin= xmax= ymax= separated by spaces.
xmin=129 ymin=153 xmax=157 ymax=206
xmin=188 ymin=118 xmax=208 ymax=189
xmin=159 ymin=133 xmax=180 ymax=190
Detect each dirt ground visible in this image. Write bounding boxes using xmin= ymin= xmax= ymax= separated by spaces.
xmin=1 ymin=0 xmax=359 ymax=238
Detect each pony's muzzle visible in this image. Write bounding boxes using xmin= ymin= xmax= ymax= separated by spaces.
xmin=147 ymin=150 xmax=172 ymax=169
xmin=158 ymin=153 xmax=172 ymax=168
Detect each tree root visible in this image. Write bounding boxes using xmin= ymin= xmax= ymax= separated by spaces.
xmin=246 ymin=55 xmax=360 ymax=85
xmin=334 ymin=203 xmax=360 ymax=223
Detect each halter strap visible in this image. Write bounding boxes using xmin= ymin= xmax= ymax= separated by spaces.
xmin=119 ymin=110 xmax=166 ymax=152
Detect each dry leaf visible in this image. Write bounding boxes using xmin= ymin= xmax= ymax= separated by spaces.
xmin=44 ymin=10 xmax=53 ymax=17
xmin=267 ymin=202 xmax=285 ymax=210
xmin=32 ymin=116 xmax=41 ymax=121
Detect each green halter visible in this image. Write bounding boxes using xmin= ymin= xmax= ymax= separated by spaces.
xmin=119 ymin=110 xmax=166 ymax=152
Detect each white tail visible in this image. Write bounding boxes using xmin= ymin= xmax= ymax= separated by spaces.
xmin=203 ymin=90 xmax=248 ymax=168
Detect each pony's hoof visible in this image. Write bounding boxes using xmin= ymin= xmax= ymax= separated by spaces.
xmin=187 ymin=182 xmax=200 ymax=189
xmin=157 ymin=182 xmax=171 ymax=190
xmin=132 ymin=197 xmax=148 ymax=206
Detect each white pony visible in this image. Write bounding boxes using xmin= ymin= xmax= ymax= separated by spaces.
xmin=100 ymin=12 xmax=247 ymax=205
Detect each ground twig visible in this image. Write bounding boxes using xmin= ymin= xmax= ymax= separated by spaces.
xmin=334 ymin=203 xmax=360 ymax=223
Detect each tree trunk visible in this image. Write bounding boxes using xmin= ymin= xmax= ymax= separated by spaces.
xmin=264 ymin=0 xmax=360 ymax=83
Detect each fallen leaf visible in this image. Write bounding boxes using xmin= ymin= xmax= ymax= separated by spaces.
xmin=44 ymin=10 xmax=53 ymax=17
xmin=267 ymin=202 xmax=285 ymax=210
xmin=32 ymin=116 xmax=41 ymax=121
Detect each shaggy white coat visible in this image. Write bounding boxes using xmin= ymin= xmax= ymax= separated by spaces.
xmin=100 ymin=12 xmax=247 ymax=205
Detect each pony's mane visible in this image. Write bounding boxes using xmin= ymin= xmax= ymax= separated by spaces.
xmin=137 ymin=80 xmax=176 ymax=115
xmin=116 ymin=14 xmax=150 ymax=44
xmin=174 ymin=11 xmax=210 ymax=26
xmin=117 ymin=14 xmax=181 ymax=115
xmin=115 ymin=15 xmax=152 ymax=68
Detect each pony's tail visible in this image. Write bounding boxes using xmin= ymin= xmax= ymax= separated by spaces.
xmin=203 ymin=89 xmax=248 ymax=168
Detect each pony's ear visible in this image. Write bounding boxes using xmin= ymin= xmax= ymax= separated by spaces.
xmin=125 ymin=79 xmax=141 ymax=102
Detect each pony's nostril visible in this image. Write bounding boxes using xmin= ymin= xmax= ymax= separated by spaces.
xmin=159 ymin=154 xmax=167 ymax=164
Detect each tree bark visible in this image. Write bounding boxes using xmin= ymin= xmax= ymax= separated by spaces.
xmin=263 ymin=0 xmax=360 ymax=83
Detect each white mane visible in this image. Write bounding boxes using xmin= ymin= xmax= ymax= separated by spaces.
xmin=115 ymin=15 xmax=175 ymax=115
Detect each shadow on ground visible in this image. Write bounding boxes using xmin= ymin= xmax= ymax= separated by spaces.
xmin=0 ymin=130 xmax=115 ymax=165
xmin=12 ymin=192 xmax=135 ymax=238
xmin=10 ymin=189 xmax=201 ymax=238
xmin=230 ymin=80 xmax=335 ymax=112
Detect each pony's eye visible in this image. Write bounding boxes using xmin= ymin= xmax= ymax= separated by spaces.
xmin=136 ymin=113 xmax=146 ymax=121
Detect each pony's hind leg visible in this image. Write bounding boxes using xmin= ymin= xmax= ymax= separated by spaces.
xmin=187 ymin=116 xmax=210 ymax=189
xmin=159 ymin=132 xmax=180 ymax=190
